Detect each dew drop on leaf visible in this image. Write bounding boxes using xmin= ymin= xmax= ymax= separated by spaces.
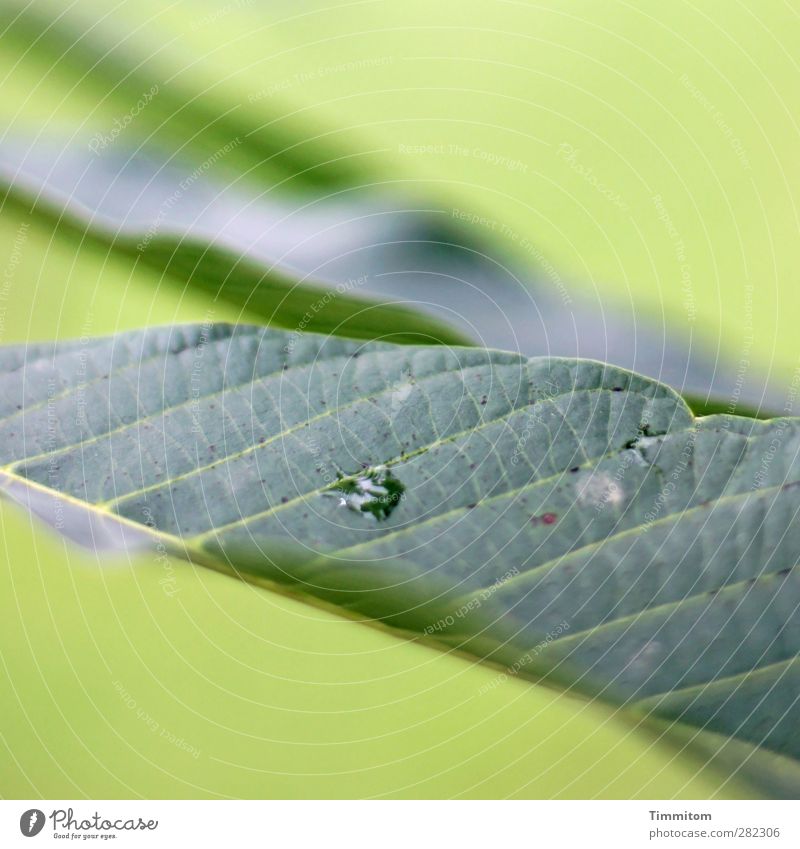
xmin=325 ymin=465 xmax=405 ymax=520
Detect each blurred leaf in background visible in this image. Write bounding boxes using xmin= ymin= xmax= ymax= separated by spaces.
xmin=1 ymin=0 xmax=799 ymax=800
xmin=3 ymin=0 xmax=799 ymax=407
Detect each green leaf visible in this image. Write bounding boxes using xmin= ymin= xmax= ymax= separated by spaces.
xmin=0 ymin=497 xmax=744 ymax=800
xmin=0 ymin=3 xmax=359 ymax=194
xmin=5 ymin=0 xmax=796 ymax=393
xmin=6 ymin=138 xmax=756 ymax=407
xmin=2 ymin=323 xmax=798 ymax=794
xmin=0 ymin=178 xmax=469 ymax=347
xmin=1 ymin=3 xmax=788 ymax=409
xmin=0 ymin=3 xmax=471 ymax=347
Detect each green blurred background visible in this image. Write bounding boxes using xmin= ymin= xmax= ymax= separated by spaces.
xmin=3 ymin=0 xmax=798 ymax=798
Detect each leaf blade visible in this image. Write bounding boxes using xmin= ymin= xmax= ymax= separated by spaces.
xmin=2 ymin=323 xmax=798 ymax=792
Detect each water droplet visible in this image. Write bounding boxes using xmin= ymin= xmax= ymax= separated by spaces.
xmin=325 ymin=465 xmax=405 ymax=520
